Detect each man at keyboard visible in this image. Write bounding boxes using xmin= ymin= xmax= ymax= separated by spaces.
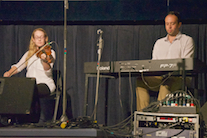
xmin=136 ymin=11 xmax=195 ymax=111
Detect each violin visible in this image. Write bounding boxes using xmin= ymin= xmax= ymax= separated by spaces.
xmin=36 ymin=45 xmax=54 ymax=63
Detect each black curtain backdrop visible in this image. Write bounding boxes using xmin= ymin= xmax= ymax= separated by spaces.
xmin=0 ymin=24 xmax=207 ymax=126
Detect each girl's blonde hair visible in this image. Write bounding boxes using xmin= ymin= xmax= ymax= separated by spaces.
xmin=25 ymin=28 xmax=49 ymax=65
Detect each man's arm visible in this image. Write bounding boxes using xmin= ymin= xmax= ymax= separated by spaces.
xmin=182 ymin=37 xmax=195 ymax=58
xmin=152 ymin=40 xmax=159 ymax=60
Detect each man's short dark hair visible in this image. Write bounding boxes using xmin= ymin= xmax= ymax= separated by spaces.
xmin=167 ymin=11 xmax=181 ymax=23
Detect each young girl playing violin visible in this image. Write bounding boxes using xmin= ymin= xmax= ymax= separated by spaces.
xmin=3 ymin=28 xmax=56 ymax=123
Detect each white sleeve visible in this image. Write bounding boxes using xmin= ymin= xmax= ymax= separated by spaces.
xmin=50 ymin=49 xmax=56 ymax=68
xmin=12 ymin=51 xmax=28 ymax=73
xmin=182 ymin=37 xmax=195 ymax=58
xmin=152 ymin=40 xmax=159 ymax=60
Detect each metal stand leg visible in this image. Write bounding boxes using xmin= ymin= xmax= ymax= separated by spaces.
xmin=83 ymin=74 xmax=115 ymax=117
xmin=83 ymin=74 xmax=89 ymax=116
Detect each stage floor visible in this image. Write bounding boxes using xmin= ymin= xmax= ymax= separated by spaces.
xmin=0 ymin=127 xmax=106 ymax=138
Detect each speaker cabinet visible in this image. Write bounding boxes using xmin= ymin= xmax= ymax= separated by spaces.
xmin=0 ymin=77 xmax=40 ymax=124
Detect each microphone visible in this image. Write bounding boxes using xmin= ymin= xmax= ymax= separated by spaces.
xmin=97 ymin=29 xmax=103 ymax=34
xmin=37 ymin=41 xmax=54 ymax=53
xmin=97 ymin=29 xmax=104 ymax=52
xmin=48 ymin=41 xmax=53 ymax=45
xmin=41 ymin=41 xmax=53 ymax=47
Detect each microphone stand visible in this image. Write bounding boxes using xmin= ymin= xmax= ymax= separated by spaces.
xmin=167 ymin=0 xmax=170 ymax=12
xmin=60 ymin=0 xmax=69 ymax=122
xmin=94 ymin=29 xmax=104 ymax=121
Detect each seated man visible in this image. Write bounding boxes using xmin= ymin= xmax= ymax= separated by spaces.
xmin=136 ymin=11 xmax=195 ymax=111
